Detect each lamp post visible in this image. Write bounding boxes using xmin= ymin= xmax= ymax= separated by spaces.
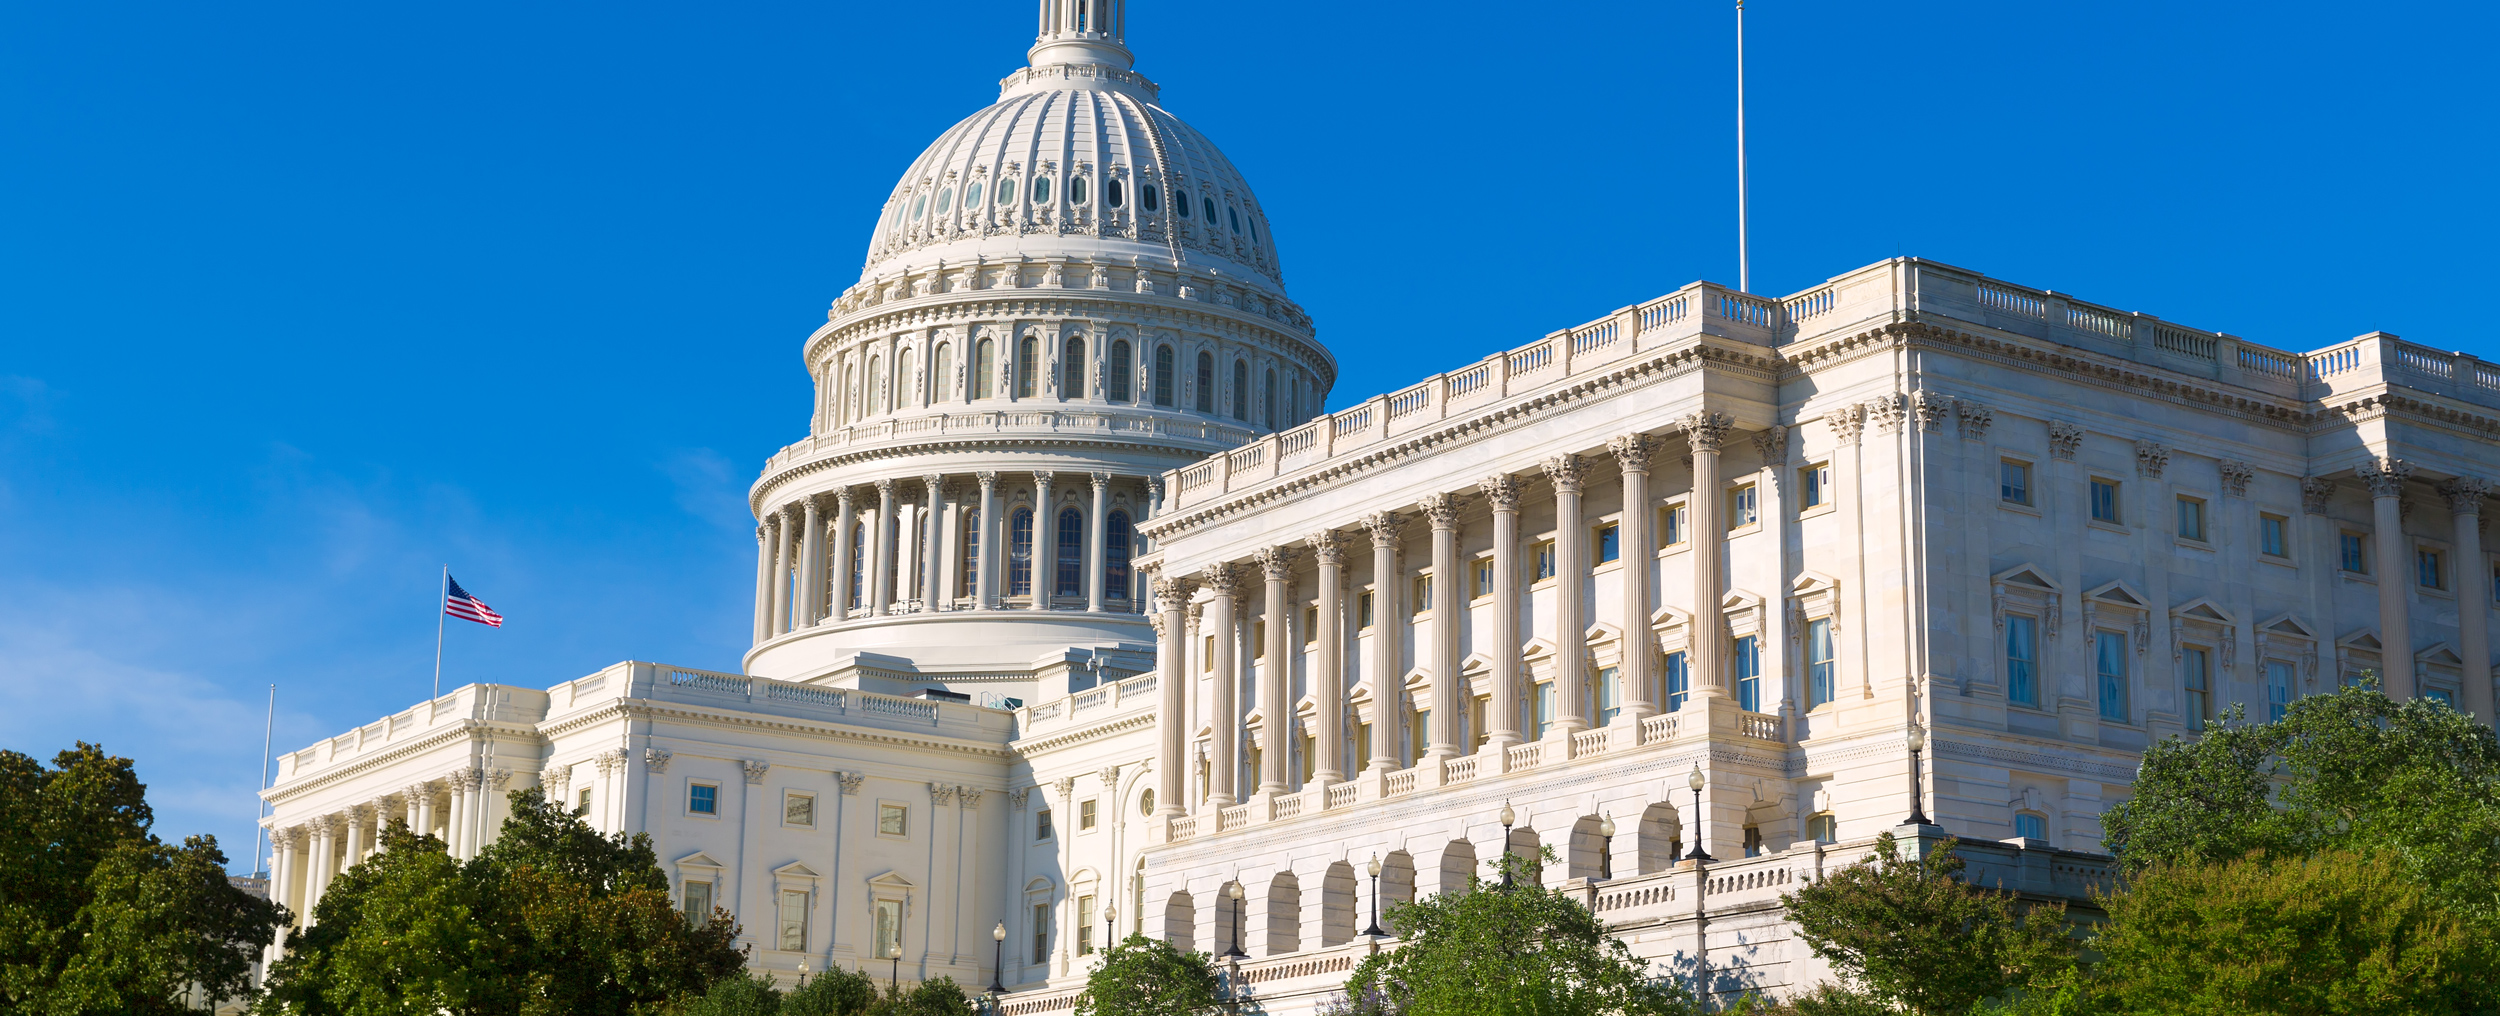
xmin=1597 ymin=813 xmax=1616 ymax=881
xmin=1684 ymin=765 xmax=1715 ymax=864
xmin=1361 ymin=853 xmax=1387 ymax=937
xmin=1903 ymin=721 xmax=1932 ymax=827
xmin=1222 ymin=881 xmax=1247 ymax=959
xmin=989 ymin=921 xmax=1006 ymax=994
xmin=798 ymin=958 xmax=809 ymax=989
xmin=1498 ymin=801 xmax=1517 ymax=889
xmin=1102 ymin=904 xmax=1117 ymax=953
xmin=888 ymin=944 xmax=903 ymax=993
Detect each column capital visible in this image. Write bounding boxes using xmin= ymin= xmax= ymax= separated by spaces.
xmin=874 ymin=477 xmax=897 ymax=498
xmin=269 ymin=826 xmax=301 ymax=850
xmin=2357 ymin=457 xmax=2412 ymax=499
xmin=777 ymin=502 xmax=801 ymax=521
xmin=1678 ymin=411 xmax=1735 ymax=451
xmin=755 ymin=524 xmax=769 ymax=542
xmin=922 ymin=473 xmax=944 ymax=492
xmin=2218 ymin=460 xmax=2255 ymax=498
xmin=836 ymin=486 xmax=857 ymax=508
xmin=2134 ymin=440 xmax=2170 ymax=480
xmin=1361 ymin=511 xmax=1403 ymax=550
xmin=1478 ymin=474 xmax=1522 ymax=512
xmin=1254 ymin=545 xmax=1295 ymax=581
xmin=1822 ymin=408 xmax=1864 ymax=446
xmin=1032 ymin=470 xmax=1056 ymax=489
xmin=1090 ymin=470 xmax=1112 ymax=490
xmin=404 ymin=781 xmax=434 ymax=801
xmin=2300 ymin=477 xmax=2337 ymax=514
xmin=975 ymin=470 xmax=998 ymax=487
xmin=1607 ymin=432 xmax=1656 ymax=474
xmin=348 ymin=803 xmax=373 ymax=822
xmin=1307 ymin=529 xmax=1348 ymax=566
xmin=1420 ymin=492 xmax=1466 ymax=529
xmin=1201 ymin=563 xmax=1241 ymax=600
xmin=2441 ymin=476 xmax=2492 ymax=515
xmin=1540 ymin=454 xmax=1586 ymax=494
xmin=1152 ymin=576 xmax=1194 ymax=609
xmin=2047 ymin=420 xmax=2084 ymax=460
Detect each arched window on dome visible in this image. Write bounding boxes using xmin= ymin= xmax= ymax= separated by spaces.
xmin=932 ymin=343 xmax=953 ymax=403
xmin=865 ymin=356 xmax=882 ymax=417
xmin=1016 ymin=336 xmax=1038 ymax=399
xmin=974 ymin=339 xmax=997 ymax=400
xmin=935 ymin=187 xmax=952 ymax=215
xmin=1289 ymin=374 xmax=1302 ymax=424
xmin=1106 ymin=178 xmax=1124 ymax=209
xmin=1056 ymin=508 xmax=1085 ymax=599
xmin=1108 ymin=341 xmax=1133 ymax=402
xmin=1174 ymin=190 xmax=1190 ymax=219
xmin=1153 ymin=344 xmax=1175 ymax=407
xmin=1231 ymin=359 xmax=1250 ymax=421
xmin=1227 ymin=205 xmax=1241 ymax=234
xmin=1246 ymin=211 xmax=1256 ymax=241
xmin=958 ymin=505 xmax=981 ymax=602
xmin=1142 ymin=184 xmax=1160 ymax=213
xmin=839 ymin=363 xmax=855 ymax=426
xmin=1009 ymin=508 xmax=1035 ymax=598
xmin=1204 ymin=197 xmax=1220 ymax=227
xmin=896 ymin=348 xmax=916 ymax=409
xmin=1194 ymin=352 xmax=1215 ymax=413
xmin=1070 ymin=177 xmax=1090 ymax=206
xmin=966 ymin=180 xmax=983 ymax=207
xmin=1105 ymin=511 xmax=1133 ymax=603
xmin=998 ymin=179 xmax=1017 ymax=205
xmin=1062 ymin=336 xmax=1086 ymax=399
xmin=1262 ymin=367 xmax=1277 ymax=430
xmin=911 ymin=192 xmax=926 ymax=221
xmin=1031 ymin=176 xmax=1052 ymax=204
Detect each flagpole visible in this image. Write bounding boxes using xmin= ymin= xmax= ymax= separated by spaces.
xmin=433 ymin=566 xmax=447 ymax=700
xmin=1735 ymin=0 xmax=1750 ymax=294
xmin=251 ymin=683 xmax=273 ymax=878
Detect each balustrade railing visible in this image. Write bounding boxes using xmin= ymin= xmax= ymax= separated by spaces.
xmin=2152 ymin=324 xmax=2218 ymax=362
xmin=1442 ymin=756 xmax=1478 ymax=783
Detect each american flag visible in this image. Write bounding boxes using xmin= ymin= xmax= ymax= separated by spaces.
xmin=444 ymin=574 xmax=504 ymax=628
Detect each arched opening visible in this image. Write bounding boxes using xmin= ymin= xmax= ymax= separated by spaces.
xmin=849 ymin=521 xmax=868 ymax=610
xmin=932 ymin=343 xmax=953 ymax=403
xmin=1263 ymin=872 xmax=1300 ymax=956
xmin=839 ymin=364 xmax=854 ymax=426
xmin=1502 ymin=826 xmax=1543 ymax=884
xmin=1567 ymin=814 xmax=1608 ymax=881
xmin=1105 ymin=511 xmax=1132 ymax=602
xmin=958 ymin=506 xmax=982 ymax=603
xmin=1194 ymin=352 xmax=1215 ymax=413
xmin=1056 ymin=508 xmax=1085 ymax=599
xmin=1153 ymin=344 xmax=1176 ymax=407
xmin=1434 ymin=839 xmax=1475 ymax=900
xmin=1009 ymin=508 xmax=1035 ymax=597
xmin=1108 ymin=341 xmax=1133 ymax=402
xmin=1319 ymin=861 xmax=1357 ymax=947
xmin=1016 ymin=336 xmax=1038 ymax=398
xmin=1380 ymin=850 xmax=1417 ymax=932
xmin=865 ymin=355 xmax=883 ymax=416
xmin=1263 ymin=367 xmax=1277 ymax=429
xmin=1162 ymin=890 xmax=1194 ymax=952
xmin=1062 ymin=336 xmax=1086 ymax=399
xmin=896 ymin=348 xmax=916 ymax=409
xmin=1231 ymin=359 xmax=1249 ymax=421
xmin=1638 ymin=801 xmax=1683 ymax=873
xmin=974 ymin=339 xmax=996 ymax=399
xmin=1214 ymin=880 xmax=1244 ymax=956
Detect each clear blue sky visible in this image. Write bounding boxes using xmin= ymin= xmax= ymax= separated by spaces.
xmin=3 ymin=1 xmax=2493 ymax=868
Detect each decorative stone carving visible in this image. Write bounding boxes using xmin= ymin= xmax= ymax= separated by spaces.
xmin=1053 ymin=776 xmax=1077 ymax=801
xmin=1360 ymin=511 xmax=1402 ymax=551
xmin=1824 ymin=407 xmax=1863 ymax=445
xmin=2218 ymin=460 xmax=2255 ymax=498
xmin=2300 ymin=477 xmax=2337 ymax=514
xmin=836 ymin=771 xmax=865 ymax=796
xmin=1678 ymin=411 xmax=1735 ymax=451
xmin=930 ymin=782 xmax=956 ymax=806
xmin=1307 ymin=530 xmax=1346 ymax=566
xmin=1254 ymin=545 xmax=1294 ymax=580
xmin=1008 ymin=787 xmax=1030 ymax=809
xmin=1419 ymin=492 xmax=1465 ymax=529
xmin=1200 ymin=562 xmax=1240 ymax=600
xmin=958 ymin=786 xmax=983 ymax=808
xmin=1541 ymin=454 xmax=1586 ymax=493
xmin=1911 ymin=390 xmax=1951 ymax=433
xmin=1032 ymin=471 xmax=1056 ymax=502
xmin=2134 ymin=441 xmax=2169 ymax=479
xmin=2356 ymin=457 xmax=2411 ymax=498
xmin=1098 ymin=764 xmax=1121 ymax=787
xmin=1955 ymin=401 xmax=1994 ymax=441
xmin=643 ymin=748 xmax=673 ymax=773
xmin=1607 ymin=433 xmax=1655 ymax=473
xmin=541 ymin=766 xmax=571 ymax=799
xmin=1147 ymin=611 xmax=1166 ymax=638
xmin=1752 ymin=426 xmax=1789 ymax=460
xmin=1478 ymin=474 xmax=1521 ymax=511
xmin=742 ymin=760 xmax=771 ymax=785
xmin=484 ymin=768 xmax=511 ymax=792
xmin=2441 ymin=476 xmax=2492 ymax=515
xmin=1863 ymin=394 xmax=1906 ymax=434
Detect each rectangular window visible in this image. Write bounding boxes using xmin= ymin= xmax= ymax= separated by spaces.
xmin=1079 ymin=799 xmax=1098 ymax=831
xmin=1354 ymin=722 xmax=1371 ymax=768
xmin=2183 ymin=646 xmax=2211 ymax=732
xmin=1304 ymin=606 xmax=1319 ymax=642
xmin=1202 ymin=635 xmax=1214 ymax=671
xmin=1470 ymin=695 xmax=1490 ymax=750
xmin=1661 ymin=503 xmax=1688 ymax=546
xmin=683 ymin=880 xmax=714 ymax=927
xmin=2264 ymin=659 xmax=2295 ymax=722
xmin=2014 ymin=813 xmax=2048 ymax=841
xmin=1076 ymin=894 xmax=1096 ymax=955
xmin=1805 ymin=618 xmax=1835 ymax=708
xmin=2091 ymin=479 xmax=2122 ymax=524
xmin=1534 ymin=541 xmax=1557 ymax=581
xmin=1802 ymin=462 xmax=1832 ymax=509
xmin=578 ymin=788 xmax=592 ymax=814
xmin=2176 ymin=496 xmax=2206 ymax=541
xmin=2341 ymin=532 xmax=2368 ymax=573
xmin=1807 ymin=814 xmax=1837 ymax=844
xmin=2419 ymin=548 xmax=2446 ymax=589
xmin=1358 ymin=591 xmax=1375 ymax=628
xmin=2096 ymin=631 xmax=2129 ymax=722
xmin=1035 ymin=808 xmax=1053 ymax=840
xmin=2000 ymin=460 xmax=2032 ymax=505
xmin=1742 ymin=826 xmax=1764 ymax=858
xmin=1030 ymin=902 xmax=1050 ymax=964
xmin=1596 ymin=666 xmax=1621 ymax=725
xmin=778 ymin=889 xmax=809 ymax=952
xmin=1407 ymin=709 xmax=1428 ymax=766
xmin=1730 ymin=484 xmax=1758 ymax=529
xmin=1413 ymin=575 xmax=1433 ymax=613
xmin=1473 ymin=558 xmax=1495 ymax=598
xmin=1594 ymin=524 xmax=1621 ymax=564
xmin=1665 ymin=651 xmax=1690 ymax=712
xmin=878 ymin=803 xmax=907 ymax=836
xmin=873 ymin=898 xmax=902 ymax=962
xmin=785 ymin=792 xmax=816 ymax=828
xmin=1734 ymin=635 xmax=1761 ymax=712
xmin=2006 ymin=615 xmax=2039 ymax=707
xmin=689 ymin=783 xmax=718 ymax=816
xmin=2259 ymin=513 xmax=2288 ymax=558
xmin=1532 ymin=682 xmax=1555 ymax=739
xmin=1253 ymin=621 xmax=1265 ymax=657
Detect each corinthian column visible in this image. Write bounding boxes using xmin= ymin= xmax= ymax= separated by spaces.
xmin=831 ymin=489 xmax=858 ymax=620
xmin=798 ymin=497 xmax=825 ymax=626
xmin=1421 ymin=493 xmax=1464 ymax=760
xmin=1362 ymin=512 xmax=1404 ymax=774
xmin=1154 ymin=575 xmax=1192 ymax=815
xmin=872 ymin=480 xmax=897 ymax=616
xmin=924 ymin=475 xmax=947 ymax=612
xmin=2444 ymin=477 xmax=2494 ymax=722
xmin=1088 ymin=473 xmax=1112 ymax=612
xmin=1610 ymin=434 xmax=1658 ymax=720
xmin=2358 ymin=457 xmax=2414 ymax=698
xmin=1479 ymin=474 xmax=1523 ymax=751
xmin=1308 ymin=531 xmax=1348 ymax=784
xmin=1255 ymin=546 xmax=1294 ymax=794
xmin=975 ymin=472 xmax=999 ymax=608
xmin=1032 ymin=472 xmax=1058 ymax=610
xmin=1204 ymin=564 xmax=1241 ymax=806
xmin=1544 ymin=454 xmax=1589 ymax=733
xmin=770 ymin=510 xmax=794 ymax=635
xmin=1683 ymin=412 xmax=1734 ymax=696
xmin=752 ymin=523 xmax=773 ymax=644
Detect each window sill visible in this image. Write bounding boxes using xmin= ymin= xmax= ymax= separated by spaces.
xmin=2173 ymin=537 xmax=2215 ymax=552
xmin=2418 ymin=587 xmax=2456 ymax=601
xmin=1798 ymin=503 xmax=1837 ymax=521
xmin=2260 ymin=554 xmax=2297 ymax=569
xmin=1656 ymin=543 xmax=1690 ymax=558
xmin=2087 ymin=521 xmax=2129 ymax=536
xmin=2339 ymin=571 xmax=2377 ymax=585
xmin=1998 ymin=501 xmax=2041 ymax=518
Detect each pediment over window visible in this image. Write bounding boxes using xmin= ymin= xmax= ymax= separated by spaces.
xmin=867 ymin=870 xmax=919 ymax=891
xmin=1792 ymin=571 xmax=1844 ymax=596
xmin=674 ymin=851 xmax=725 ymax=870
xmin=2338 ymin=630 xmax=2383 ymax=652
xmin=2172 ymin=598 xmax=2237 ymax=625
xmin=2259 ymin=614 xmax=2319 ymax=639
xmin=2416 ymin=643 xmax=2465 ymax=667
xmin=774 ymin=861 xmax=822 ymax=881
xmin=2084 ymin=581 xmax=2149 ymax=607
xmin=1991 ymin=564 xmax=2059 ymax=591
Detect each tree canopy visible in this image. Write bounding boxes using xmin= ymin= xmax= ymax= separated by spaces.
xmin=1075 ymin=933 xmax=1221 ymax=1016
xmin=0 ymin=742 xmax=284 ymax=1015
xmin=1778 ymin=832 xmax=2073 ymax=1016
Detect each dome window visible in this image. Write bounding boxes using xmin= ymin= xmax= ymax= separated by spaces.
xmin=1174 ymin=190 xmax=1190 ymax=219
xmin=1031 ymin=176 xmax=1052 ymax=203
xmin=1203 ymin=198 xmax=1219 ymax=226
xmin=1105 ymin=178 xmax=1124 ymax=208
xmin=1226 ymin=205 xmax=1240 ymax=233
xmin=998 ymin=179 xmax=1017 ymax=205
xmin=966 ymin=181 xmax=983 ymax=206
xmin=935 ymin=187 xmax=953 ymax=214
xmin=1140 ymin=183 xmax=1158 ymax=212
xmin=1070 ymin=177 xmax=1090 ymax=206
xmin=912 ymin=194 xmax=927 ymax=221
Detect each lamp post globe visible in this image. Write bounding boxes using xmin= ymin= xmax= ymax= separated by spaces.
xmin=1360 ymin=852 xmax=1387 ymax=937
xmin=1685 ymin=765 xmax=1715 ymax=863
xmin=1222 ymin=881 xmax=1248 ymax=958
xmin=988 ymin=921 xmax=1006 ymax=994
xmin=888 ymin=944 xmax=903 ymax=991
xmin=1597 ymin=813 xmax=1616 ymax=881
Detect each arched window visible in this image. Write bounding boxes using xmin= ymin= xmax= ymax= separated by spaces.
xmin=932 ymin=343 xmax=953 ymax=402
xmin=1203 ymin=197 xmax=1219 ymax=226
xmin=966 ymin=180 xmax=983 ymax=206
xmin=865 ymin=356 xmax=882 ymax=416
xmin=1141 ymin=182 xmax=1157 ymax=212
xmin=1108 ymin=341 xmax=1133 ymax=402
xmin=996 ymin=179 xmax=1016 ymax=205
xmin=1056 ymin=508 xmax=1085 ymax=598
xmin=1031 ymin=176 xmax=1052 ymax=203
xmin=1262 ymin=367 xmax=1277 ymax=429
xmin=1194 ymin=352 xmax=1215 ymax=413
xmin=896 ymin=348 xmax=916 ymax=409
xmin=1173 ymin=190 xmax=1190 ymax=218
xmin=1009 ymin=508 xmax=1035 ymax=596
xmin=1062 ymin=336 xmax=1086 ymax=399
xmin=1289 ymin=375 xmax=1302 ymax=423
xmin=1231 ymin=359 xmax=1250 ymax=421
xmin=974 ymin=339 xmax=996 ymax=399
xmin=1153 ymin=345 xmax=1176 ymax=407
xmin=959 ymin=505 xmax=981 ymax=600
xmin=1106 ymin=511 xmax=1133 ymax=602
xmin=1106 ymin=178 xmax=1125 ymax=208
xmin=849 ymin=521 xmax=868 ymax=609
xmin=911 ymin=193 xmax=926 ymax=221
xmin=1016 ymin=336 xmax=1038 ymax=398
xmin=1227 ymin=205 xmax=1241 ymax=233
xmin=934 ymin=187 xmax=952 ymax=215
xmin=1070 ymin=177 xmax=1090 ymax=206
xmin=839 ymin=364 xmax=854 ymax=425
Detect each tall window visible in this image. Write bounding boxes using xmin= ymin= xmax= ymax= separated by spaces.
xmin=896 ymin=348 xmax=915 ymax=409
xmin=1105 ymin=511 xmax=1133 ymax=601
xmin=1662 ymin=503 xmax=1687 ymax=545
xmin=1664 ymin=651 xmax=1690 ymax=712
xmin=683 ymin=880 xmax=713 ymax=927
xmin=1231 ymin=359 xmax=1250 ymax=421
xmin=2001 ymin=460 xmax=2031 ymax=505
xmin=959 ymin=507 xmax=982 ymax=600
xmin=1076 ymin=894 xmax=1097 ymax=955
xmin=2419 ymin=548 xmax=2446 ymax=589
xmin=1534 ymin=541 xmax=1557 ymax=581
xmin=778 ymin=889 xmax=809 ymax=952
xmin=1029 ymin=902 xmax=1050 ymax=964
xmin=1016 ymin=336 xmax=1038 ymax=398
xmin=1154 ymin=344 xmax=1176 ymax=406
xmin=1009 ymin=508 xmax=1035 ymax=596
xmin=850 ymin=521 xmax=868 ymax=608
xmin=874 ymin=899 xmax=902 ymax=963
xmin=933 ymin=343 xmax=953 ymax=402
xmin=1734 ymin=635 xmax=1761 ymax=712
xmin=1806 ymin=814 xmax=1838 ymax=844
xmin=1597 ymin=666 xmax=1621 ymax=725
xmin=2096 ymin=631 xmax=2128 ymax=722
xmin=1262 ymin=367 xmax=1277 ymax=428
xmin=1532 ymin=680 xmax=1555 ymax=739
xmin=1109 ymin=340 xmax=1133 ymax=402
xmin=864 ymin=357 xmax=882 ymax=416
xmin=1801 ymin=462 xmax=1831 ymax=509
xmin=2014 ymin=813 xmax=2048 ymax=841
xmin=1056 ymin=508 xmax=1085 ymax=598
xmin=2264 ymin=659 xmax=2295 ymax=722
xmin=2091 ymin=479 xmax=2121 ymax=523
xmin=1194 ymin=352 xmax=1215 ymax=413
xmin=1730 ymin=485 xmax=1759 ymax=528
xmin=1807 ymin=618 xmax=1835 ymax=708
xmin=974 ymin=339 xmax=996 ymax=399
xmin=2340 ymin=532 xmax=2368 ymax=573
xmin=2006 ymin=615 xmax=2038 ymax=707
xmin=2176 ymin=496 xmax=2206 ymax=541
xmin=2259 ymin=513 xmax=2288 ymax=557
xmin=2183 ymin=645 xmax=2212 ymax=731
xmin=1594 ymin=524 xmax=1621 ymax=564
xmin=1062 ymin=337 xmax=1086 ymax=399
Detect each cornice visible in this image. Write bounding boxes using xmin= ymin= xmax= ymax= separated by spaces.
xmin=814 ymin=288 xmax=1329 ymax=381
xmin=752 ymin=433 xmax=1214 ymax=516
xmin=611 ymin=699 xmax=1016 ymax=761
xmin=2318 ymin=391 xmax=2500 ymax=441
xmin=1009 ymin=707 xmax=1157 ymax=756
xmin=261 ymin=719 xmax=538 ymax=806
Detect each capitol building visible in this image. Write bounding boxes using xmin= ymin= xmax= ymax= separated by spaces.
xmin=259 ymin=2 xmax=2500 ymax=1007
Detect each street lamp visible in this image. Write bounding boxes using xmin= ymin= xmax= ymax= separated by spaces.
xmin=1904 ymin=721 xmax=1932 ymax=827
xmin=1360 ymin=853 xmax=1387 ymax=937
xmin=1684 ymin=765 xmax=1715 ymax=864
xmin=887 ymin=944 xmax=903 ymax=993
xmin=988 ymin=921 xmax=1006 ymax=994
xmin=1597 ymin=813 xmax=1616 ymax=882
xmin=1498 ymin=801 xmax=1518 ymax=889
xmin=1102 ymin=904 xmax=1117 ymax=953
xmin=1222 ymin=881 xmax=1248 ymax=958
xmin=798 ymin=958 xmax=809 ymax=989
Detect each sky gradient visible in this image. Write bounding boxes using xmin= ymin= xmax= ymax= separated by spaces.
xmin=3 ymin=1 xmax=2494 ymax=870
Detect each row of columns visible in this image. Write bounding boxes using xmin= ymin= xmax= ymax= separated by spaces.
xmin=2357 ymin=459 xmax=2495 ymax=720
xmin=753 ymin=471 xmax=1163 ymax=644
xmin=264 ymin=769 xmax=497 ymax=931
xmin=1151 ymin=414 xmax=1740 ymax=812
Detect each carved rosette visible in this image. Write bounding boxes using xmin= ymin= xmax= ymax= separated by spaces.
xmin=2134 ymin=441 xmax=2170 ymax=479
xmin=2356 ymin=457 xmax=2412 ymax=499
xmin=1824 ymin=407 xmax=1864 ymax=445
xmin=1307 ymin=530 xmax=1347 ymax=567
xmin=1478 ymin=474 xmax=1522 ymax=512
xmin=2047 ymin=422 xmax=2083 ymax=460
xmin=2300 ymin=477 xmax=2337 ymax=514
xmin=1419 ymin=492 xmax=1465 ymax=529
xmin=1607 ymin=433 xmax=1656 ymax=473
xmin=2441 ymin=476 xmax=2493 ymax=515
xmin=1678 ymin=411 xmax=1735 ymax=451
xmin=2218 ymin=460 xmax=2255 ymax=498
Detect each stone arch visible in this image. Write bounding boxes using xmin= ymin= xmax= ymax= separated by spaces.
xmin=1431 ymin=838 xmax=1475 ymax=899
xmin=1380 ymin=849 xmax=1416 ymax=912
xmin=1212 ymin=879 xmax=1246 ymax=957
xmin=1638 ymin=801 xmax=1683 ymax=873
xmin=1318 ymin=860 xmax=1357 ymax=947
xmin=1566 ymin=814 xmax=1608 ymax=881
xmin=1502 ymin=824 xmax=1543 ymax=883
xmin=1262 ymin=871 xmax=1300 ymax=956
xmin=1161 ymin=890 xmax=1195 ymax=952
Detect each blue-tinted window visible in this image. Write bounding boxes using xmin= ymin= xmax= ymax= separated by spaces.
xmin=1734 ymin=636 xmax=1761 ymax=712
xmin=1594 ymin=524 xmax=1621 ymax=564
xmin=689 ymin=784 xmax=717 ymax=815
xmin=1665 ymin=651 xmax=1690 ymax=712
xmin=2006 ymin=615 xmax=2038 ymax=707
xmin=2096 ymin=631 xmax=2128 ymax=721
xmin=2014 ymin=813 xmax=2047 ymax=841
xmin=1808 ymin=618 xmax=1835 ymax=708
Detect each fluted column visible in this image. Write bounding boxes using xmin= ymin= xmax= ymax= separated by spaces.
xmin=873 ymin=479 xmax=897 ymax=616
xmin=1088 ymin=473 xmax=1112 ymax=612
xmin=1479 ymin=475 xmax=1524 ymax=750
xmin=1610 ymin=434 xmax=1657 ymax=720
xmin=1683 ymin=412 xmax=1734 ymax=696
xmin=798 ymin=498 xmax=825 ymax=626
xmin=1032 ymin=472 xmax=1058 ymax=609
xmin=975 ymin=472 xmax=999 ymax=608
xmin=924 ymin=475 xmax=947 ymax=612
xmin=1544 ymin=455 xmax=1589 ymax=733
xmin=770 ymin=510 xmax=794 ymax=636
xmin=303 ymin=819 xmax=332 ymax=924
xmin=1421 ymin=493 xmax=1464 ymax=759
xmin=407 ymin=782 xmax=433 ymax=842
xmin=342 ymin=805 xmax=369 ymax=871
xmin=1308 ymin=532 xmax=1348 ymax=784
xmin=369 ymin=797 xmax=396 ymax=853
xmin=2359 ymin=457 xmax=2414 ymax=699
xmin=1204 ymin=564 xmax=1241 ymax=806
xmin=2445 ymin=477 xmax=2493 ymax=723
xmin=1154 ymin=575 xmax=1192 ymax=815
xmin=445 ymin=771 xmax=470 ymax=861
xmin=752 ymin=523 xmax=773 ymax=644
xmin=831 ymin=489 xmax=858 ymax=620
xmin=1362 ymin=512 xmax=1404 ymax=773
xmin=1255 ymin=546 xmax=1294 ymax=795
xmin=266 ymin=827 xmax=297 ymax=930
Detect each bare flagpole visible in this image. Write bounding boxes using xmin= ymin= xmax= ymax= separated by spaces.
xmin=251 ymin=683 xmax=273 ymax=878
xmin=1736 ymin=0 xmax=1751 ymax=294
xmin=432 ymin=565 xmax=447 ymax=700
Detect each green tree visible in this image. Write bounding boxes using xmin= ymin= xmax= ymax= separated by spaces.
xmin=1075 ymin=933 xmax=1221 ymax=1016
xmin=670 ymin=963 xmax=885 ymax=1016
xmin=2100 ymin=685 xmax=2500 ymax=925
xmin=259 ymin=787 xmax=747 ymax=1015
xmin=1334 ymin=849 xmax=1695 ymax=1016
xmin=782 ymin=963 xmax=878 ymax=1016
xmin=878 ymin=976 xmax=976 ymax=1016
xmin=0 ymin=742 xmax=284 ymax=1015
xmin=1778 ymin=832 xmax=2073 ymax=1016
